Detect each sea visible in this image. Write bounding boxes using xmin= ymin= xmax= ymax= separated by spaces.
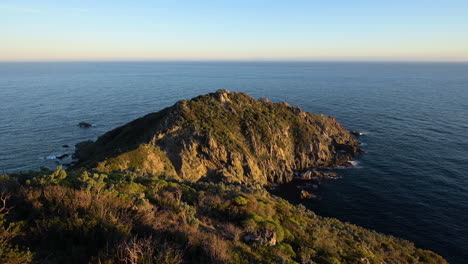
xmin=0 ymin=61 xmax=467 ymax=263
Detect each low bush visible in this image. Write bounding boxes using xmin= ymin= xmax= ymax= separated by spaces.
xmin=0 ymin=168 xmax=447 ymax=264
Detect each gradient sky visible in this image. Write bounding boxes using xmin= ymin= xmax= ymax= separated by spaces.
xmin=1 ymin=0 xmax=468 ymax=61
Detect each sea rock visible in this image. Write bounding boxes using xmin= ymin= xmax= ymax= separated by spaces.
xmin=73 ymin=90 xmax=360 ymax=185
xmin=352 ymin=131 xmax=364 ymax=137
xmin=300 ymin=190 xmax=316 ymax=199
xmin=325 ymin=172 xmax=338 ymax=178
xmin=356 ymin=148 xmax=366 ymax=154
xmin=79 ymin=122 xmax=92 ymax=128
xmin=56 ymin=154 xmax=69 ymax=160
xmin=298 ymin=170 xmax=322 ymax=180
xmin=62 ymin=144 xmax=70 ymax=148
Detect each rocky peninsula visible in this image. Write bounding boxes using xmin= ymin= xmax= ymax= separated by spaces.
xmin=74 ymin=89 xmax=362 ymax=185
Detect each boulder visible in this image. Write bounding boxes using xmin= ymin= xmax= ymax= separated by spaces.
xmin=300 ymin=190 xmax=316 ymax=199
xmin=243 ymin=230 xmax=277 ymax=246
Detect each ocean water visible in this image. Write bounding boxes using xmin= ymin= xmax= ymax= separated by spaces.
xmin=0 ymin=61 xmax=467 ymax=263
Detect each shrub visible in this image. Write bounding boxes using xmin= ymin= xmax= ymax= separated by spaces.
xmin=233 ymin=196 xmax=249 ymax=206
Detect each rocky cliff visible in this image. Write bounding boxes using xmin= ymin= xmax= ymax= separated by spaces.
xmin=74 ymin=90 xmax=361 ymax=185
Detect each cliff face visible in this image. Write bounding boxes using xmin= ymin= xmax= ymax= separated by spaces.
xmin=74 ymin=90 xmax=360 ymax=185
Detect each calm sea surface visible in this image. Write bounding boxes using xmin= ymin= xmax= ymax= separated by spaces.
xmin=1 ymin=62 xmax=467 ymax=263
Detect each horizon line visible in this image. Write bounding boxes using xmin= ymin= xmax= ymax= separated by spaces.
xmin=1 ymin=58 xmax=468 ymax=63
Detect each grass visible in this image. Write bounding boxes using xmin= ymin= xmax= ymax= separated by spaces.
xmin=0 ymin=168 xmax=447 ymax=264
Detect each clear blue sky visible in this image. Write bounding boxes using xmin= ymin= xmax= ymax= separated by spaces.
xmin=1 ymin=0 xmax=467 ymax=61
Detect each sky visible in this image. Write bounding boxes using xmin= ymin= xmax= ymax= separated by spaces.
xmin=1 ymin=0 xmax=468 ymax=61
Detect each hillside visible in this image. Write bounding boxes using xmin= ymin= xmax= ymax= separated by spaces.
xmin=74 ymin=90 xmax=361 ymax=185
xmin=1 ymin=169 xmax=446 ymax=263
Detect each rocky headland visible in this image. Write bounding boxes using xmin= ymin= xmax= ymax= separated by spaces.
xmin=74 ymin=89 xmax=362 ymax=186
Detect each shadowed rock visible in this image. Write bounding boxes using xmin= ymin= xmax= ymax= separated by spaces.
xmin=79 ymin=122 xmax=92 ymax=128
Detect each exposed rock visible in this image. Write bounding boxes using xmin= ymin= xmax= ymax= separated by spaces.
xmin=352 ymin=131 xmax=364 ymax=137
xmin=78 ymin=122 xmax=92 ymax=128
xmin=300 ymin=190 xmax=316 ymax=199
xmin=295 ymin=169 xmax=338 ymax=181
xmin=56 ymin=154 xmax=69 ymax=160
xmin=356 ymin=148 xmax=366 ymax=154
xmin=62 ymin=144 xmax=70 ymax=148
xmin=243 ymin=230 xmax=277 ymax=246
xmin=297 ymin=169 xmax=322 ymax=180
xmin=73 ymin=90 xmax=360 ymax=185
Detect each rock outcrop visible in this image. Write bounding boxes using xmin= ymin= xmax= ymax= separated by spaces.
xmin=300 ymin=190 xmax=316 ymax=199
xmin=79 ymin=122 xmax=92 ymax=128
xmin=74 ymin=90 xmax=361 ymax=185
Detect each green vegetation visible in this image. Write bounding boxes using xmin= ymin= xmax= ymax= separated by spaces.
xmin=96 ymin=144 xmax=177 ymax=177
xmin=74 ymin=90 xmax=360 ymax=185
xmin=0 ymin=168 xmax=446 ymax=264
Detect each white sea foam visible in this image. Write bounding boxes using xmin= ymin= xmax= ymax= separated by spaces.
xmin=46 ymin=155 xmax=56 ymax=160
xmin=348 ymin=160 xmax=363 ymax=168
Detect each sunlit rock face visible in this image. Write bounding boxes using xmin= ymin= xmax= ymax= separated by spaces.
xmin=74 ymin=90 xmax=360 ymax=185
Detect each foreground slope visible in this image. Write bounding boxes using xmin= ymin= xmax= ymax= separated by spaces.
xmin=74 ymin=90 xmax=360 ymax=184
xmin=1 ymin=169 xmax=447 ymax=263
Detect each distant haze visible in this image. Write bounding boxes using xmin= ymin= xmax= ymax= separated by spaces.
xmin=1 ymin=0 xmax=468 ymax=61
